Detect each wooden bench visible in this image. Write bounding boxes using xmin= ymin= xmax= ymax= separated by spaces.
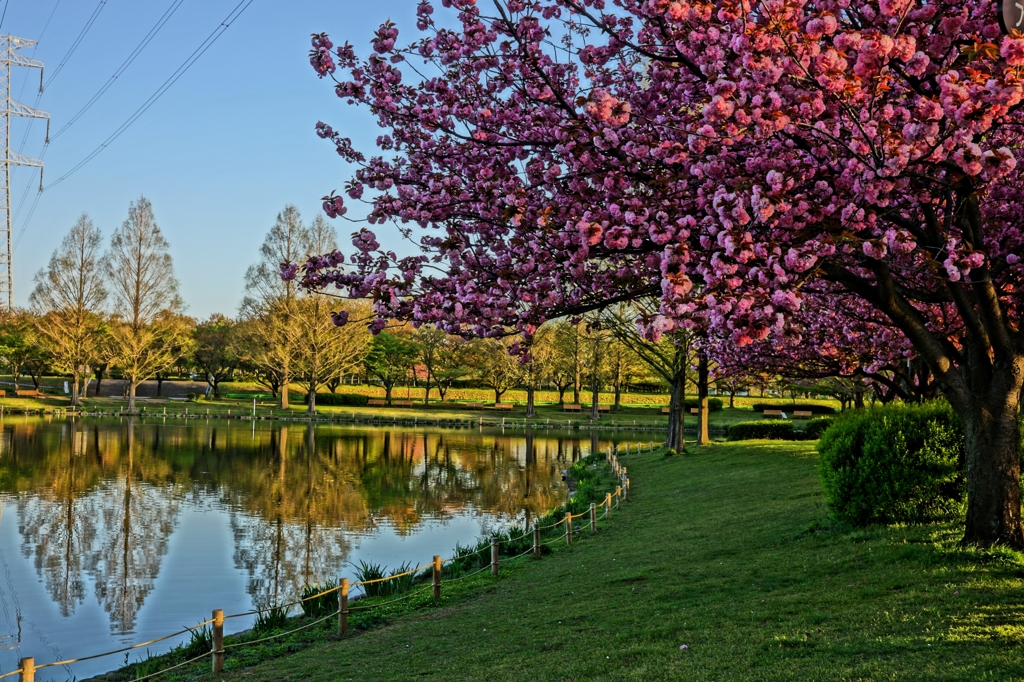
xmin=563 ymin=403 xmax=582 ymax=412
xmin=793 ymin=410 xmax=813 ymax=419
xmin=690 ymin=407 xmax=699 ymax=414
xmin=15 ymin=389 xmax=41 ymax=398
xmin=596 ymin=405 xmax=611 ymax=412
xmin=463 ymin=402 xmax=484 ymax=410
xmin=493 ymin=403 xmax=514 ymax=411
xmin=0 ymin=390 xmax=5 ymax=397
xmin=762 ymin=409 xmax=784 ymax=419
xmin=367 ymin=399 xmax=386 ymax=407
xmin=393 ymin=400 xmax=414 ymax=407
xmin=661 ymin=407 xmax=671 ymax=414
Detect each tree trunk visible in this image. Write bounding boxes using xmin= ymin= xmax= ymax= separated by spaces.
xmin=493 ymin=388 xmax=501 ymax=404
xmin=279 ymin=365 xmax=290 ymax=409
xmin=526 ymin=385 xmax=535 ymax=417
xmin=665 ymin=374 xmax=686 ymax=452
xmin=590 ymin=378 xmax=600 ymax=420
xmin=614 ymin=381 xmax=622 ymax=410
xmin=957 ymin=379 xmax=1024 ymax=548
xmin=128 ymin=382 xmax=137 ymax=412
xmin=11 ymin=367 xmax=19 ymax=391
xmin=696 ymin=352 xmax=710 ymax=446
xmin=384 ymin=382 xmax=393 ymax=405
xmin=70 ymin=372 xmax=81 ymax=408
xmin=423 ymin=374 xmax=432 ymax=406
xmin=307 ymin=377 xmax=316 ymax=415
xmin=729 ymin=388 xmax=735 ymax=409
xmin=557 ymin=384 xmax=567 ymax=405
xmin=156 ymin=374 xmax=164 ymax=397
xmin=81 ymin=376 xmax=91 ymax=400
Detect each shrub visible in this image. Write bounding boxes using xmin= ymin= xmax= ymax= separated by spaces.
xmin=750 ymin=402 xmax=835 ymax=414
xmin=313 ymin=392 xmax=370 ymax=407
xmin=817 ymin=402 xmax=965 ymax=527
xmin=728 ymin=420 xmax=796 ymax=441
xmin=801 ymin=417 xmax=835 ymax=440
xmin=683 ymin=397 xmax=724 ymax=411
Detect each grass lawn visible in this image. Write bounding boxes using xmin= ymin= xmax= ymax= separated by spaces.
xmin=120 ymin=440 xmax=1024 ymax=681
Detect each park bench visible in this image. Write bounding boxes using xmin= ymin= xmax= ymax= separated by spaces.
xmin=367 ymin=399 xmax=386 ymax=407
xmin=463 ymin=402 xmax=484 ymax=410
xmin=793 ymin=410 xmax=813 ymax=419
xmin=661 ymin=407 xmax=671 ymax=414
xmin=493 ymin=403 xmax=514 ymax=411
xmin=596 ymin=405 xmax=611 ymax=412
xmin=393 ymin=400 xmax=414 ymax=407
xmin=762 ymin=409 xmax=784 ymax=419
xmin=690 ymin=407 xmax=699 ymax=414
xmin=0 ymin=390 xmax=5 ymax=397
xmin=15 ymin=389 xmax=41 ymax=398
xmin=563 ymin=403 xmax=582 ymax=412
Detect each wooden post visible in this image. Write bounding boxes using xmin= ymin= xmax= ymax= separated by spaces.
xmin=338 ymin=578 xmax=349 ymax=635
xmin=615 ymin=486 xmax=622 ymax=509
xmin=18 ymin=657 xmax=34 ymax=682
xmin=432 ymin=555 xmax=442 ymax=599
xmin=590 ymin=502 xmax=597 ymax=533
xmin=622 ymin=476 xmax=629 ymax=502
xmin=606 ymin=492 xmax=612 ymax=519
xmin=212 ymin=609 xmax=224 ymax=673
xmin=566 ymin=511 xmax=573 ymax=546
xmin=491 ymin=538 xmax=499 ymax=577
xmin=533 ymin=519 xmax=540 ymax=557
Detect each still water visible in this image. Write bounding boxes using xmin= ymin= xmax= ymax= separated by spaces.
xmin=0 ymin=417 xmax=637 ymax=680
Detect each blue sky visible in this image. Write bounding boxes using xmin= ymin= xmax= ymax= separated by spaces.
xmin=4 ymin=0 xmax=417 ymax=318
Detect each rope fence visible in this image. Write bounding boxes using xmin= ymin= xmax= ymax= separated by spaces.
xmin=3 ymin=451 xmax=641 ymax=682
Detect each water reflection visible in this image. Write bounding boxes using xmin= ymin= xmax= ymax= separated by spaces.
xmin=0 ymin=417 xmax=631 ymax=654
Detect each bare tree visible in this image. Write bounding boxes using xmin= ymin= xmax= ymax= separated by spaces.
xmin=239 ymin=206 xmax=309 ymax=409
xmin=30 ymin=214 xmax=108 ymax=406
xmin=106 ymin=197 xmax=188 ymax=411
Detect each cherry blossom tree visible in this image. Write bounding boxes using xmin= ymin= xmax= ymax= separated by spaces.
xmin=300 ymin=1 xmax=1024 ymax=547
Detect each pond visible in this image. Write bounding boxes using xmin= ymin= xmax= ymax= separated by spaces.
xmin=0 ymin=417 xmax=645 ymax=680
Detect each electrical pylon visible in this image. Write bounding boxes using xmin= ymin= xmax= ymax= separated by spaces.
xmin=0 ymin=36 xmax=49 ymax=311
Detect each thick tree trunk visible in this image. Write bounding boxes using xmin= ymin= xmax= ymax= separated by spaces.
xmin=696 ymin=352 xmax=710 ymax=446
xmin=493 ymin=388 xmax=502 ymax=404
xmin=128 ymin=382 xmax=137 ymax=412
xmin=959 ymin=386 xmax=1024 ymax=548
xmin=279 ymin=368 xmax=290 ymax=409
xmin=423 ymin=376 xmax=431 ymax=405
xmin=729 ymin=389 xmax=735 ymax=409
xmin=590 ymin=379 xmax=600 ymax=420
xmin=614 ymin=381 xmax=622 ymax=410
xmin=665 ymin=374 xmax=686 ymax=452
xmin=526 ymin=386 xmax=535 ymax=417
xmin=572 ymin=381 xmax=580 ymax=405
xmin=70 ymin=372 xmax=81 ymax=408
xmin=384 ymin=382 xmax=393 ymax=405
xmin=557 ymin=385 xmax=567 ymax=405
xmin=307 ymin=377 xmax=317 ymax=415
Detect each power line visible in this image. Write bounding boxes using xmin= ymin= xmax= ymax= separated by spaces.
xmin=43 ymin=0 xmax=256 ymax=191
xmin=42 ymin=0 xmax=107 ymax=90
xmin=51 ymin=0 xmax=187 ymax=141
xmin=0 ymin=0 xmax=10 ymax=32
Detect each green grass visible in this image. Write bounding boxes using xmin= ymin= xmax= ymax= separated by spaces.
xmin=92 ymin=440 xmax=1024 ymax=681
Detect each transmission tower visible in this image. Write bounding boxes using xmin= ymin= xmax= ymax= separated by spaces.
xmin=0 ymin=36 xmax=49 ymax=311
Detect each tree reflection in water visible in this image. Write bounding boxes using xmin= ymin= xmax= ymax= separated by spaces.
xmin=0 ymin=418 xmax=608 ymax=632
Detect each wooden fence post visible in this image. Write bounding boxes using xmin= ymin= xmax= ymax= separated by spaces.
xmin=491 ymin=538 xmax=499 ymax=577
xmin=18 ymin=657 xmax=33 ymax=682
xmin=606 ymin=492 xmax=612 ymax=518
xmin=533 ymin=520 xmax=540 ymax=557
xmin=566 ymin=511 xmax=573 ymax=546
xmin=590 ymin=503 xmax=597 ymax=533
xmin=615 ymin=486 xmax=622 ymax=509
xmin=212 ymin=609 xmax=224 ymax=673
xmin=622 ymin=476 xmax=629 ymax=502
xmin=338 ymin=578 xmax=349 ymax=635
xmin=432 ymin=555 xmax=442 ymax=599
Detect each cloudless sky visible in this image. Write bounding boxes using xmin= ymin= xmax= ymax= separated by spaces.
xmin=4 ymin=0 xmax=418 ymax=318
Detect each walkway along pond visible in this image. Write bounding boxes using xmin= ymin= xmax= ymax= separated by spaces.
xmin=0 ymin=417 xmax=645 ymax=680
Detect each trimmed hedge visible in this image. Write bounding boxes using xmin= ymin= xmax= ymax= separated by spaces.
xmin=817 ymin=402 xmax=965 ymax=526
xmin=313 ymin=393 xmax=370 ymax=407
xmin=684 ymin=397 xmax=724 ymax=412
xmin=750 ymin=402 xmax=836 ymax=414
xmin=728 ymin=420 xmax=796 ymax=441
xmin=801 ymin=417 xmax=835 ymax=440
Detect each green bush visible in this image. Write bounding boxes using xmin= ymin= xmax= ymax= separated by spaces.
xmin=817 ymin=402 xmax=965 ymax=527
xmin=313 ymin=392 xmax=370 ymax=406
xmin=751 ymin=402 xmax=835 ymax=414
xmin=728 ymin=420 xmax=796 ymax=441
xmin=801 ymin=417 xmax=835 ymax=440
xmin=683 ymin=397 xmax=724 ymax=412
